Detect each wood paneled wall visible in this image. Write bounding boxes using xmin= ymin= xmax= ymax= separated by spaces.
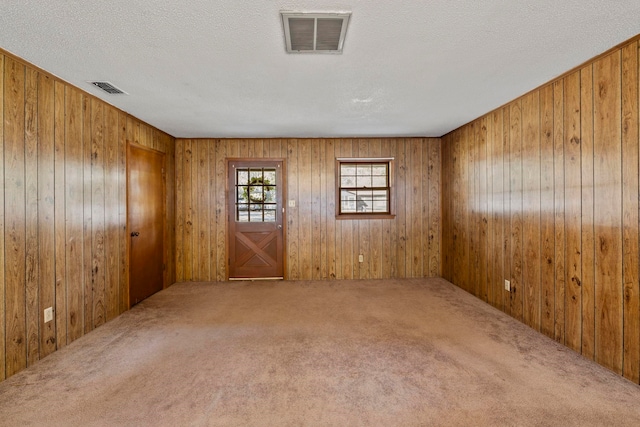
xmin=0 ymin=50 xmax=176 ymax=381
xmin=441 ymin=38 xmax=640 ymax=383
xmin=175 ymin=138 xmax=441 ymax=282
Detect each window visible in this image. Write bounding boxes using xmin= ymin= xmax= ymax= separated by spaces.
xmin=235 ymin=167 xmax=277 ymax=222
xmin=336 ymin=158 xmax=394 ymax=219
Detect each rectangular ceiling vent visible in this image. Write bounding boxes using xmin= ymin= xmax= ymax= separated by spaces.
xmin=281 ymin=12 xmax=351 ymax=54
xmin=88 ymin=81 xmax=128 ymax=95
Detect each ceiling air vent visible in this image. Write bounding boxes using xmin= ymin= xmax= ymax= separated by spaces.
xmin=88 ymin=81 xmax=128 ymax=95
xmin=281 ymin=12 xmax=351 ymax=54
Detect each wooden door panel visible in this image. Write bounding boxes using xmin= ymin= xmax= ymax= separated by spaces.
xmin=228 ymin=160 xmax=285 ymax=279
xmin=235 ymin=231 xmax=278 ymax=265
xmin=128 ymin=144 xmax=165 ymax=305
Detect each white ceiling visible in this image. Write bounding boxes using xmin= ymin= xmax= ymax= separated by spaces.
xmin=1 ymin=1 xmax=640 ymax=138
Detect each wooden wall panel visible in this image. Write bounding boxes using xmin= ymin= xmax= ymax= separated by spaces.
xmin=490 ymin=110 xmax=505 ymax=311
xmin=441 ymin=37 xmax=640 ymax=384
xmin=501 ymin=107 xmax=511 ymax=312
xmin=24 ymin=68 xmax=39 ymax=367
xmin=580 ymin=64 xmax=596 ymax=361
xmin=175 ymin=138 xmax=441 ymax=283
xmin=466 ymin=127 xmax=476 ymax=294
xmin=82 ymin=96 xmax=93 ymax=334
xmin=452 ymin=130 xmax=465 ymax=291
xmin=593 ymin=52 xmax=623 ymax=372
xmin=478 ymin=118 xmax=488 ymax=302
xmin=117 ymin=112 xmax=127 ymax=313
xmin=175 ymin=140 xmax=184 ymax=281
xmin=163 ymin=134 xmax=176 ymax=289
xmin=540 ymin=84 xmax=555 ymax=338
xmin=298 ymin=139 xmax=312 ymax=280
xmin=312 ymin=140 xmax=323 ymax=280
xmin=287 ymin=140 xmax=299 ymax=279
xmin=4 ymin=57 xmax=27 ymax=377
xmin=197 ymin=141 xmax=210 ymax=280
xmin=91 ymin=100 xmax=106 ymax=328
xmin=207 ymin=141 xmax=217 ymax=282
xmin=395 ymin=140 xmax=407 ymax=278
xmin=564 ymin=71 xmax=582 ymax=352
xmin=0 ymin=54 xmax=5 ymax=380
xmin=326 ymin=140 xmax=337 ymax=279
xmin=0 ymin=49 xmax=175 ymax=381
xmin=428 ymin=134 xmax=443 ymax=280
xmin=469 ymin=122 xmax=479 ymax=298
xmin=183 ymin=140 xmax=193 ymax=281
xmin=65 ymin=88 xmax=84 ymax=342
xmin=509 ymin=100 xmax=523 ymax=321
xmin=104 ymin=107 xmax=119 ymax=321
xmin=410 ymin=139 xmax=422 ymax=277
xmin=594 ymin=51 xmax=623 ymax=375
xmin=621 ymin=42 xmax=640 ymax=383
xmin=53 ymin=81 xmax=66 ymax=349
xmin=553 ymin=81 xmax=566 ymax=344
xmin=190 ymin=141 xmax=199 ymax=280
xmin=37 ymin=73 xmax=55 ymax=359
xmin=214 ymin=141 xmax=226 ymax=281
xmin=522 ymin=91 xmax=541 ymax=331
xmin=440 ymin=133 xmax=453 ymax=283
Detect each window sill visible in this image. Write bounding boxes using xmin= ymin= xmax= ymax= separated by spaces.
xmin=336 ymin=213 xmax=396 ymax=220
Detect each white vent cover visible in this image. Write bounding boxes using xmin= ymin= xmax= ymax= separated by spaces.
xmin=88 ymin=81 xmax=128 ymax=95
xmin=281 ymin=12 xmax=351 ymax=54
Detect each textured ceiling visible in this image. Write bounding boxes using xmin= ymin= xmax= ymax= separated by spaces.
xmin=1 ymin=1 xmax=640 ymax=138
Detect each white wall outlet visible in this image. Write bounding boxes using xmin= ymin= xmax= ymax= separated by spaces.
xmin=358 ymin=254 xmax=364 ymax=263
xmin=44 ymin=307 xmax=53 ymax=323
xmin=505 ymin=280 xmax=511 ymax=292
xmin=288 ymin=200 xmax=295 ymax=207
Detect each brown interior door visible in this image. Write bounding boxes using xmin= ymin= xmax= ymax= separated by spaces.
xmin=128 ymin=143 xmax=165 ymax=305
xmin=228 ymin=160 xmax=285 ymax=279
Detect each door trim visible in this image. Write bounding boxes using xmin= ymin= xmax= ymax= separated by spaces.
xmin=226 ymin=158 xmax=287 ymax=280
xmin=126 ymin=141 xmax=167 ymax=308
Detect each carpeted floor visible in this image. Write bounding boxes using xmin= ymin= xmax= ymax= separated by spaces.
xmin=1 ymin=278 xmax=640 ymax=426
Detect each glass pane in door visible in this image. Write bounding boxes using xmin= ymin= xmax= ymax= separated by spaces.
xmin=235 ymin=167 xmax=277 ymax=222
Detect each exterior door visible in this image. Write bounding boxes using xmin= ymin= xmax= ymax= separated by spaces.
xmin=228 ymin=160 xmax=285 ymax=279
xmin=128 ymin=143 xmax=165 ymax=306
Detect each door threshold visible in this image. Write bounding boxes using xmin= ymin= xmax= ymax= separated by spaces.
xmin=229 ymin=277 xmax=284 ymax=281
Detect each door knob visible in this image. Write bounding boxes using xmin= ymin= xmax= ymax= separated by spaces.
xmin=131 ymin=231 xmax=140 ymax=237
xmin=277 ymin=225 xmax=282 ymax=229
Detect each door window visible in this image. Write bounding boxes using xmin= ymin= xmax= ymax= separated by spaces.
xmin=235 ymin=167 xmax=277 ymax=222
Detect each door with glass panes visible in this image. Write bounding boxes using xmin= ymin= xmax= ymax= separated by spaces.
xmin=228 ymin=160 xmax=284 ymax=279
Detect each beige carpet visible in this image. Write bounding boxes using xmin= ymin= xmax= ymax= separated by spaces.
xmin=1 ymin=278 xmax=640 ymax=426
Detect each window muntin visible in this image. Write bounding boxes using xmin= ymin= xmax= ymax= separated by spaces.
xmin=337 ymin=159 xmax=393 ymax=218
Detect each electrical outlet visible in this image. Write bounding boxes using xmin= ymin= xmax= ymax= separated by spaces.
xmin=505 ymin=280 xmax=511 ymax=292
xmin=288 ymin=200 xmax=296 ymax=207
xmin=44 ymin=307 xmax=53 ymax=323
xmin=358 ymin=254 xmax=364 ymax=263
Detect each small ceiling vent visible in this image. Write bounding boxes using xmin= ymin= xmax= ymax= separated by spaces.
xmin=281 ymin=11 xmax=351 ymax=54
xmin=88 ymin=81 xmax=128 ymax=95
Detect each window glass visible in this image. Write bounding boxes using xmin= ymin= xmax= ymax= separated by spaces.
xmin=336 ymin=159 xmax=392 ymax=217
xmin=235 ymin=167 xmax=277 ymax=222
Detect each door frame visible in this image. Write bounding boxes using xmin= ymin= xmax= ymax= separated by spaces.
xmin=226 ymin=158 xmax=287 ymax=280
xmin=126 ymin=141 xmax=167 ymax=308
